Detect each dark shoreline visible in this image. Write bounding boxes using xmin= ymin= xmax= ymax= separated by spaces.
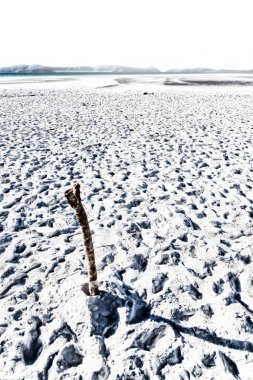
xmin=164 ymin=79 xmax=253 ymax=86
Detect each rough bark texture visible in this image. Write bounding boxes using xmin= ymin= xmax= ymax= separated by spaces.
xmin=64 ymin=183 xmax=99 ymax=296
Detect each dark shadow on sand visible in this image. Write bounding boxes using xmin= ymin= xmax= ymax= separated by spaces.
xmin=149 ymin=314 xmax=253 ymax=352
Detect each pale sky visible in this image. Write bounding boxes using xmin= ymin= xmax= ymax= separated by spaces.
xmin=1 ymin=0 xmax=253 ymax=70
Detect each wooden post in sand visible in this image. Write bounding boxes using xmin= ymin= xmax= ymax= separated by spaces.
xmin=64 ymin=183 xmax=99 ymax=296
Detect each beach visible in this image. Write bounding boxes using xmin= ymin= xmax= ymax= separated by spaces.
xmin=0 ymin=77 xmax=253 ymax=379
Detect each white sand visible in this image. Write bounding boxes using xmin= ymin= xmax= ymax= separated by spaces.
xmin=0 ymin=77 xmax=253 ymax=379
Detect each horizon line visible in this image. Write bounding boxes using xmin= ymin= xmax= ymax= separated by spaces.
xmin=1 ymin=63 xmax=253 ymax=73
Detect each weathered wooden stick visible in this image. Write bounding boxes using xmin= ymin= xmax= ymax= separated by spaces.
xmin=64 ymin=183 xmax=99 ymax=296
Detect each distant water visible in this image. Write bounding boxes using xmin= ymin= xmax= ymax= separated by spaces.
xmin=0 ymin=72 xmax=253 ymax=88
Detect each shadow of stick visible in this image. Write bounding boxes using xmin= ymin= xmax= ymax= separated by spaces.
xmin=150 ymin=314 xmax=253 ymax=353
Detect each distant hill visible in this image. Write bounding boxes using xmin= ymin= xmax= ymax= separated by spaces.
xmin=93 ymin=65 xmax=160 ymax=73
xmin=0 ymin=64 xmax=160 ymax=74
xmin=165 ymin=67 xmax=253 ymax=74
xmin=1 ymin=64 xmax=253 ymax=75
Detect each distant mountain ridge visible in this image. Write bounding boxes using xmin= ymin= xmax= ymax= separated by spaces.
xmin=165 ymin=67 xmax=253 ymax=74
xmin=0 ymin=64 xmax=253 ymax=74
xmin=0 ymin=64 xmax=160 ymax=74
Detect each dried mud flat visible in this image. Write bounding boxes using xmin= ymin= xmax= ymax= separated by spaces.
xmin=0 ymin=82 xmax=253 ymax=380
